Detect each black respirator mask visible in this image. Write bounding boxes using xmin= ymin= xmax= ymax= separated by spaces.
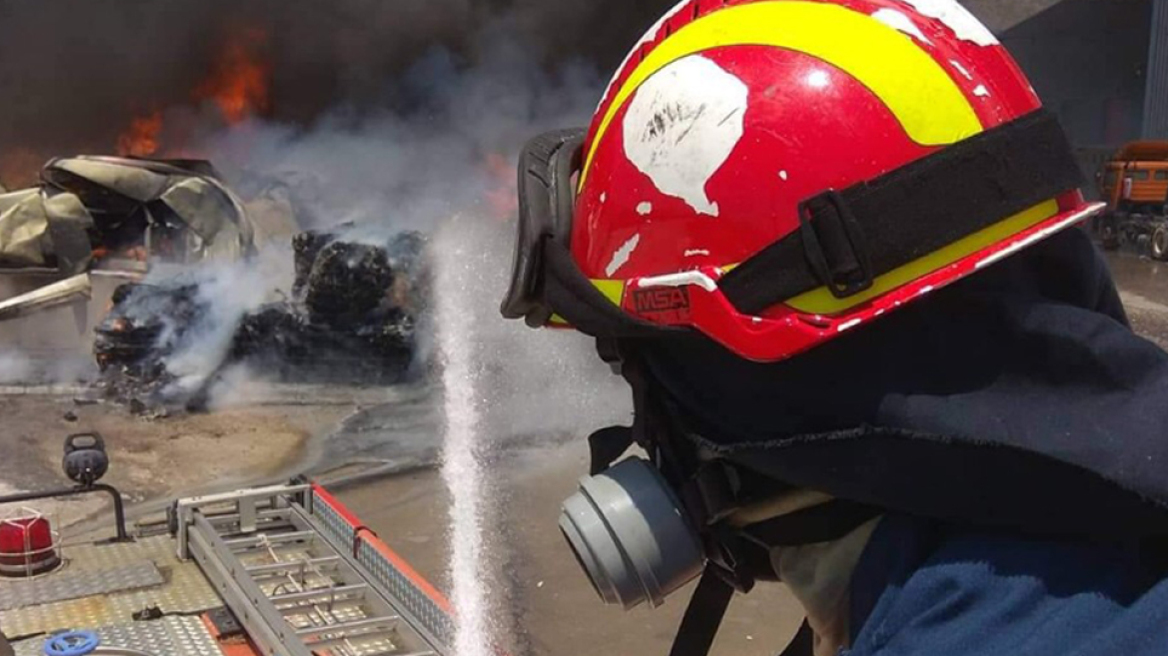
xmin=498 ymin=129 xmax=711 ymax=609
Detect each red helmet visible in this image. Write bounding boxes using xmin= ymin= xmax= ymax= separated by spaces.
xmin=502 ymin=0 xmax=1102 ymax=362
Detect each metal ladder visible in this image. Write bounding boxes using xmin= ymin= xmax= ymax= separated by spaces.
xmin=174 ymin=484 xmax=443 ymax=656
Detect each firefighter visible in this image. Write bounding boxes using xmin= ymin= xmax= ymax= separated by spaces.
xmin=501 ymin=1 xmax=1168 ymax=654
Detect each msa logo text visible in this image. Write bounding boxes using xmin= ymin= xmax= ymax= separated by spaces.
xmin=630 ymin=287 xmax=691 ymax=323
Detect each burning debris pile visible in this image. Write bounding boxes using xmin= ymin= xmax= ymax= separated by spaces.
xmin=93 ymin=227 xmax=428 ymax=412
xmin=248 ymin=228 xmax=428 ymax=375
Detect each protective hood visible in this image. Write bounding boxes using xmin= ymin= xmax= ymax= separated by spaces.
xmin=638 ymin=228 xmax=1168 ymax=539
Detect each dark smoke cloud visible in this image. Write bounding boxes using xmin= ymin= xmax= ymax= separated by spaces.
xmin=0 ymin=0 xmax=675 ymax=179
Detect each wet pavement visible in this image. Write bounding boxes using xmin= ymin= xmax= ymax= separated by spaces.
xmin=1105 ymin=249 xmax=1168 ymax=348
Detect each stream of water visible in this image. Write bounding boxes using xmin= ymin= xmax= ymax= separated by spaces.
xmin=436 ymin=218 xmax=493 ymax=656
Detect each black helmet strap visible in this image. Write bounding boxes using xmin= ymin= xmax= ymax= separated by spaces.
xmin=720 ymin=108 xmax=1086 ymax=314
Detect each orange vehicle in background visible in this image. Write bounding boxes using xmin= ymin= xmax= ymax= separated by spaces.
xmin=1095 ymin=141 xmax=1168 ymax=258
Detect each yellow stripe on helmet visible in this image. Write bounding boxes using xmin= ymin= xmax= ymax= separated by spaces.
xmin=580 ymin=0 xmax=982 ymax=188
xmin=548 ymin=279 xmax=627 ymax=326
xmin=785 ymin=199 xmax=1060 ymax=315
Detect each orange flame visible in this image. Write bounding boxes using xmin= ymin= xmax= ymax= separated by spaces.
xmin=194 ymin=27 xmax=271 ymax=124
xmin=116 ymin=109 xmax=163 ymax=157
xmin=484 ymin=153 xmax=517 ymax=219
xmin=0 ymin=148 xmax=42 ymax=189
xmin=111 ymin=26 xmax=270 ymax=159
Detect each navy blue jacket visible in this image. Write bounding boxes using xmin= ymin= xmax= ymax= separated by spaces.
xmin=642 ymin=228 xmax=1168 ymax=541
xmin=637 ymin=228 xmax=1168 ymax=653
xmin=848 ymin=515 xmax=1168 ymax=655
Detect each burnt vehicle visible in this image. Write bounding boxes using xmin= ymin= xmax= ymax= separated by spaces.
xmin=0 ymin=156 xmax=256 ymax=276
xmin=0 ymin=156 xmax=304 ymax=368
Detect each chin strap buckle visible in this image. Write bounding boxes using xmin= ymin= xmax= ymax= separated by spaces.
xmin=799 ymin=190 xmax=875 ymax=299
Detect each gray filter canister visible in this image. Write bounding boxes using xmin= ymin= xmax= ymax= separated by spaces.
xmin=559 ymin=457 xmax=705 ymax=610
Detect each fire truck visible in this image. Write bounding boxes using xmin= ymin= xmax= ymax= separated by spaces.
xmin=0 ymin=434 xmax=452 ymax=656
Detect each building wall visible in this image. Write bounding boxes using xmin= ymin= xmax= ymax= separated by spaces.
xmin=987 ymin=0 xmax=1153 ymax=148
xmin=965 ymin=0 xmax=1067 ymax=31
xmin=1143 ymin=0 xmax=1168 ymax=137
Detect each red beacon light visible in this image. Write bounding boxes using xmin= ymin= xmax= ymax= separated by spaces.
xmin=0 ymin=509 xmax=61 ymax=577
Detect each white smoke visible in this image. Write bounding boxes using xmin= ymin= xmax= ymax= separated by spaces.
xmin=152 ymin=244 xmax=294 ymax=398
xmin=0 ymin=349 xmax=35 ymax=384
xmin=201 ymin=37 xmax=601 ymax=234
xmin=0 ymin=347 xmax=94 ymax=385
xmin=108 ymin=31 xmax=625 ymax=414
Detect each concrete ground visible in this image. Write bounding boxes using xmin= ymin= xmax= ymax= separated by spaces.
xmin=1103 ymin=250 xmax=1168 ymax=349
xmin=0 ymin=392 xmax=355 ymax=530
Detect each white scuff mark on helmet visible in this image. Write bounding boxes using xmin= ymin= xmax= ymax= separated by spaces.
xmin=838 ymin=318 xmax=863 ymax=333
xmin=623 ymin=54 xmax=748 ymax=218
xmin=600 ymin=192 xmax=607 ymax=204
xmin=973 ymin=84 xmax=990 ymax=97
xmin=950 ymin=59 xmax=973 ymax=80
xmin=637 ymin=201 xmax=653 ymax=216
xmin=685 ymin=249 xmax=710 ymax=257
xmin=638 ymin=270 xmax=718 ymax=293
xmin=598 ymin=0 xmax=691 ymax=112
xmin=918 ymin=285 xmax=936 ymax=296
xmin=899 ymin=0 xmax=999 ymax=46
xmin=779 ymin=170 xmax=789 ymax=181
xmin=751 ymin=316 xmax=763 ymax=325
xmin=605 ymin=234 xmax=641 ymax=277
xmin=875 ymin=309 xmax=887 ymax=317
xmin=872 ymin=8 xmax=933 ymax=45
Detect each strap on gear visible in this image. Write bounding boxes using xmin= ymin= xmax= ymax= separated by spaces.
xmin=544 ymin=238 xmax=681 ymax=337
xmin=742 ymin=500 xmax=884 ymax=548
xmin=669 ymin=569 xmax=737 ymax=656
xmin=669 ymin=569 xmax=814 ymax=656
xmin=587 ymin=426 xmax=635 ymax=476
xmin=720 ymin=108 xmax=1085 ymax=313
xmin=591 ymin=343 xmax=879 ymax=656
xmin=781 ymin=620 xmax=815 ymax=656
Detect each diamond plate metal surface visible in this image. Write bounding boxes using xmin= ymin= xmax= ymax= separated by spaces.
xmin=0 ymin=536 xmax=222 ymax=636
xmin=1 ymin=489 xmax=448 ymax=656
xmin=0 ymin=561 xmax=163 ymax=611
xmin=356 ymin=540 xmax=454 ymax=648
xmin=311 ymin=490 xmax=454 ymax=651
xmin=12 ymin=616 xmax=224 ymax=656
